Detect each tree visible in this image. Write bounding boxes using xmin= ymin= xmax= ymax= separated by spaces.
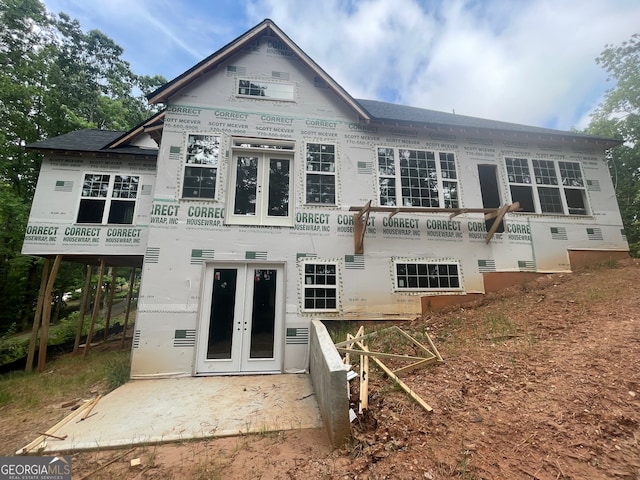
xmin=0 ymin=0 xmax=166 ymax=333
xmin=585 ymin=34 xmax=640 ymax=256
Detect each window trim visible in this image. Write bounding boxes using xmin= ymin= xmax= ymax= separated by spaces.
xmin=300 ymin=259 xmax=341 ymax=313
xmin=180 ymin=133 xmax=221 ymax=201
xmin=505 ymin=157 xmax=590 ymax=216
xmin=304 ymin=142 xmax=338 ymax=206
xmin=375 ymin=147 xmax=459 ymax=208
xmin=236 ymin=78 xmax=296 ymax=102
xmin=225 ymin=137 xmax=295 ymax=226
xmin=392 ymin=259 xmax=463 ymax=293
xmin=76 ymin=172 xmax=140 ymax=225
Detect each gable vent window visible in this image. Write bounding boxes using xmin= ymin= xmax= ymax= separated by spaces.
xmin=237 ymin=79 xmax=294 ymax=101
xmin=505 ymin=157 xmax=589 ymax=215
xmin=77 ymin=174 xmax=139 ymax=224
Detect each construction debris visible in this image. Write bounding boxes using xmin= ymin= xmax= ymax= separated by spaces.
xmin=336 ymin=326 xmax=443 ymax=415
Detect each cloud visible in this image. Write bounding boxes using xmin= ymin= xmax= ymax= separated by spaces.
xmin=42 ymin=0 xmax=640 ymax=130
xmin=249 ymin=0 xmax=640 ymax=130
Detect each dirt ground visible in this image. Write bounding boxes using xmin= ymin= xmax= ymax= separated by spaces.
xmin=4 ymin=259 xmax=639 ymax=479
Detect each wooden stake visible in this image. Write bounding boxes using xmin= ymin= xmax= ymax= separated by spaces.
xmin=37 ymin=255 xmax=62 ymax=372
xmin=120 ymin=267 xmax=136 ymax=349
xmin=84 ymin=258 xmax=105 ymax=358
xmin=25 ymin=259 xmax=51 ymax=372
xmin=74 ymin=265 xmax=92 ymax=353
xmin=359 ymin=343 xmax=369 ymax=413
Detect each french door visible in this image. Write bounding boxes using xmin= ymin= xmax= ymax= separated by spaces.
xmin=195 ymin=263 xmax=284 ymax=374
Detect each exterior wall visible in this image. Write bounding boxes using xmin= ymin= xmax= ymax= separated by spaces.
xmin=119 ymin=35 xmax=628 ymax=377
xmin=22 ymin=155 xmax=156 ymax=258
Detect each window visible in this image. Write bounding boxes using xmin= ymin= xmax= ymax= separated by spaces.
xmin=505 ymin=158 xmax=588 ymax=215
xmin=394 ymin=261 xmax=462 ymax=292
xmin=377 ymin=148 xmax=458 ymax=208
xmin=226 ymin=138 xmax=294 ymax=226
xmin=302 ymin=262 xmax=339 ymax=312
xmin=77 ymin=174 xmax=139 ymax=224
xmin=306 ymin=143 xmax=336 ymax=205
xmin=237 ymin=79 xmax=295 ymax=101
xmin=181 ymin=134 xmax=220 ymax=199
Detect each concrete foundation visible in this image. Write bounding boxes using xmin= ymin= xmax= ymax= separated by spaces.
xmin=309 ymin=319 xmax=350 ymax=447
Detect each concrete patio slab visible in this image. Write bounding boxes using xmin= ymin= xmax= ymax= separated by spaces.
xmin=23 ymin=374 xmax=323 ymax=453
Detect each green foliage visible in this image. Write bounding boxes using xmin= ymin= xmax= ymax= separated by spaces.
xmin=586 ymin=34 xmax=640 ymax=256
xmin=0 ymin=0 xmax=166 ymax=332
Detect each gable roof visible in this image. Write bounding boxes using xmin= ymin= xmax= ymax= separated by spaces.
xmin=146 ymin=19 xmax=370 ymax=122
xmin=25 ymin=129 xmax=158 ymax=157
xmin=357 ymin=99 xmax=620 ymax=147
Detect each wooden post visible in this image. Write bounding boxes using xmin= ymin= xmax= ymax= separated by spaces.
xmin=104 ymin=267 xmax=117 ymax=341
xmin=74 ymin=265 xmax=93 ymax=353
xmin=37 ymin=255 xmax=62 ymax=372
xmin=84 ymin=258 xmax=105 ymax=358
xmin=353 ymin=200 xmax=371 ymax=254
xmin=120 ymin=268 xmax=136 ymax=349
xmin=25 ymin=259 xmax=51 ymax=372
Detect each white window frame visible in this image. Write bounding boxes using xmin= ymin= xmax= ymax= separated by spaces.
xmin=393 ymin=259 xmax=463 ymax=292
xmin=305 ymin=142 xmax=337 ymax=206
xmin=301 ymin=260 xmax=340 ymax=313
xmin=226 ymin=137 xmax=295 ymax=226
xmin=376 ymin=147 xmax=459 ymax=208
xmin=236 ymin=78 xmax=295 ymax=102
xmin=505 ymin=157 xmax=590 ymax=216
xmin=180 ymin=133 xmax=221 ymax=201
xmin=76 ymin=173 xmax=140 ymax=225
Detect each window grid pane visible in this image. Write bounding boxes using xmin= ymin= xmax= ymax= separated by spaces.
xmin=303 ymin=263 xmax=338 ymax=311
xmin=558 ymin=161 xmax=584 ymax=187
xmin=396 ymin=262 xmax=460 ymax=291
xmin=112 ymin=175 xmax=139 ymax=199
xmin=400 ymin=150 xmax=438 ymax=207
xmin=439 ymin=152 xmax=457 ymax=180
xmin=82 ymin=174 xmax=110 ymax=198
xmin=182 ymin=166 xmax=217 ymax=199
xmin=306 ymin=143 xmax=336 ymax=205
xmin=506 ymin=158 xmax=531 ymax=184
xmin=537 ymin=186 xmax=564 ymax=214
xmin=378 ymin=148 xmax=397 ymax=206
xmin=532 ymin=160 xmax=558 ymax=185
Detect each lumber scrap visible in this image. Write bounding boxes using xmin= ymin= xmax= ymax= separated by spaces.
xmin=16 ymin=399 xmax=95 ymax=454
xmin=353 ymin=336 xmax=433 ymax=413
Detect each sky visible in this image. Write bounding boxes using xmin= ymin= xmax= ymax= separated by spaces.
xmin=41 ymin=0 xmax=640 ymax=132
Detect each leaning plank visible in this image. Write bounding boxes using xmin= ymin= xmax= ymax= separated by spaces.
xmin=16 ymin=399 xmax=95 ymax=454
xmin=392 ymin=357 xmax=438 ymax=375
xmin=335 ymin=347 xmax=428 ymax=362
xmin=354 ymin=338 xmax=433 ymax=413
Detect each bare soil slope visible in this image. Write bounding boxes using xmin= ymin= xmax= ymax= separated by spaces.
xmin=3 ymin=259 xmax=639 ymax=479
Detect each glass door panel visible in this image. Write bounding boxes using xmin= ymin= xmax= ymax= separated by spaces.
xmin=234 ymin=156 xmax=258 ymax=215
xmin=249 ymin=269 xmax=277 ymax=358
xmin=267 ymin=158 xmax=290 ymax=217
xmin=207 ymin=268 xmax=237 ymax=359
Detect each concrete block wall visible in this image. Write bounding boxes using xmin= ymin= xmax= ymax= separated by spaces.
xmin=309 ymin=320 xmax=350 ymax=447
